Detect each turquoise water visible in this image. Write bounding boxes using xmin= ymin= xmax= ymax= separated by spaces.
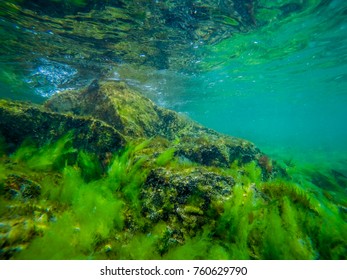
xmin=133 ymin=0 xmax=347 ymax=167
xmin=1 ymin=0 xmax=347 ymax=167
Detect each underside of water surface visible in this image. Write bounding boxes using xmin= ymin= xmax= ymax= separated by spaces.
xmin=0 ymin=0 xmax=346 ymax=260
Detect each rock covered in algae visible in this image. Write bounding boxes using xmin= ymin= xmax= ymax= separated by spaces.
xmin=45 ymin=80 xmax=200 ymax=140
xmin=142 ymin=167 xmax=235 ymax=227
xmin=45 ymin=80 xmax=265 ymax=169
xmin=0 ymin=200 xmax=55 ymax=259
xmin=0 ymin=99 xmax=125 ymax=157
xmin=0 ymin=80 xmax=282 ymax=259
xmin=0 ymin=171 xmax=56 ymax=259
xmin=4 ymin=174 xmax=41 ymax=200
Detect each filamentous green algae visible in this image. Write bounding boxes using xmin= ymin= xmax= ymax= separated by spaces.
xmin=0 ymin=81 xmax=346 ymax=260
xmin=0 ymin=0 xmax=347 ymax=260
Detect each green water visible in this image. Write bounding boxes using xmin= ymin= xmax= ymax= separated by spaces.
xmin=1 ymin=0 xmax=347 ymax=260
xmin=2 ymin=0 xmax=346 ymax=168
xmin=134 ymin=0 xmax=347 ymax=168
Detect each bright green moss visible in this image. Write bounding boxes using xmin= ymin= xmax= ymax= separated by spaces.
xmin=213 ymin=178 xmax=327 ymax=259
xmin=1 ymin=134 xmax=346 ymax=260
xmin=242 ymin=161 xmax=263 ymax=184
xmin=15 ymin=212 xmax=86 ymax=260
xmin=259 ymin=199 xmax=316 ymax=260
xmin=77 ymin=151 xmax=102 ymax=181
xmin=206 ymin=244 xmax=230 ymax=260
xmin=117 ymin=233 xmax=160 ymax=260
xmin=11 ymin=133 xmax=76 ymax=171
xmin=164 ymin=227 xmax=213 ymax=260
xmin=73 ymin=180 xmax=124 ymax=240
xmin=108 ymin=144 xmax=147 ymax=189
xmin=107 ymin=142 xmax=149 ymax=215
xmin=215 ymin=184 xmax=260 ymax=259
xmin=261 ymin=206 xmax=288 ymax=259
xmin=156 ymin=147 xmax=175 ymax=167
xmin=316 ymin=205 xmax=347 ymax=259
xmin=58 ymin=166 xmax=84 ymax=204
xmin=15 ymin=164 xmax=125 ymax=259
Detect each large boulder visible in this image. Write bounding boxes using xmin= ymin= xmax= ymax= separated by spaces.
xmin=0 ymin=99 xmax=125 ymax=158
xmin=45 ymin=80 xmax=265 ymax=169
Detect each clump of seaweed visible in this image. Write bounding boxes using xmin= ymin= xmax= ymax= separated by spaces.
xmin=156 ymin=147 xmax=176 ymax=167
xmin=10 ymin=132 xmax=76 ymax=171
xmin=1 ymin=133 xmax=346 ymax=260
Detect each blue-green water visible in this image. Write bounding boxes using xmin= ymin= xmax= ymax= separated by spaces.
xmin=1 ymin=0 xmax=347 ymax=168
xmin=1 ymin=0 xmax=347 ymax=261
xmin=131 ymin=0 xmax=347 ymax=167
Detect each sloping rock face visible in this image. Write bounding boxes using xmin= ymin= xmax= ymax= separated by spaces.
xmin=45 ymin=80 xmax=264 ymax=168
xmin=0 ymin=99 xmax=125 ymax=157
xmin=45 ymin=80 xmax=204 ymax=139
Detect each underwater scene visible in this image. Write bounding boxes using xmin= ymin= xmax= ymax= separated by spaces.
xmin=0 ymin=0 xmax=346 ymax=260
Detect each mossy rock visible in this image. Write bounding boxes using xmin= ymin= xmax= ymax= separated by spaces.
xmin=0 ymin=81 xmax=286 ymax=259
xmin=0 ymin=99 xmax=126 ymax=159
xmin=141 ymin=167 xmax=235 ymax=234
xmin=0 ymin=197 xmax=55 ymax=260
xmin=4 ymin=174 xmax=41 ymax=200
xmin=45 ymin=80 xmax=192 ymax=139
xmin=45 ymin=80 xmax=269 ymax=171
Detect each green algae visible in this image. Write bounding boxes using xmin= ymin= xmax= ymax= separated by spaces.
xmin=107 ymin=141 xmax=149 ymax=211
xmin=77 ymin=151 xmax=102 ymax=182
xmin=1 ymin=130 xmax=347 ymax=260
xmin=116 ymin=233 xmax=161 ymax=260
xmin=164 ymin=227 xmax=213 ymax=260
xmin=7 ymin=147 xmax=125 ymax=259
xmin=51 ymin=0 xmax=88 ymax=7
xmin=11 ymin=132 xmax=76 ymax=171
xmin=156 ymin=148 xmax=176 ymax=167
xmin=1 ymin=0 xmax=346 ymax=261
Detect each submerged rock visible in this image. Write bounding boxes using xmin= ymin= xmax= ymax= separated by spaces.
xmin=142 ymin=167 xmax=235 ymax=231
xmin=4 ymin=175 xmax=41 ymax=200
xmin=0 ymin=80 xmax=284 ymax=259
xmin=0 ymin=99 xmax=125 ymax=158
xmin=0 ymin=193 xmax=55 ymax=260
xmin=45 ymin=80 xmax=199 ymax=140
xmin=45 ymin=80 xmax=266 ymax=170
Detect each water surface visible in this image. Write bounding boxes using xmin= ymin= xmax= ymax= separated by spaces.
xmin=1 ymin=0 xmax=347 ymax=170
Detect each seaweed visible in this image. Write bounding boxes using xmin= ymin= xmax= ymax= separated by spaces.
xmin=164 ymin=227 xmax=213 ymax=260
xmin=1 ymin=133 xmax=347 ymax=260
xmin=11 ymin=132 xmax=76 ymax=171
xmin=77 ymin=151 xmax=102 ymax=182
xmin=107 ymin=141 xmax=149 ymax=212
xmin=214 ymin=184 xmax=260 ymax=259
xmin=116 ymin=233 xmax=160 ymax=260
xmin=13 ymin=164 xmax=125 ymax=259
xmin=156 ymin=147 xmax=176 ymax=167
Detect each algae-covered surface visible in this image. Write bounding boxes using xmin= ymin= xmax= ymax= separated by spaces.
xmin=0 ymin=0 xmax=347 ymax=260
